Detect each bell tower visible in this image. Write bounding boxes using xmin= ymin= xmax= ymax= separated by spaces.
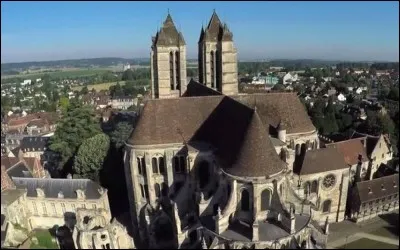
xmin=151 ymin=13 xmax=187 ymax=99
xmin=198 ymin=10 xmax=238 ymax=95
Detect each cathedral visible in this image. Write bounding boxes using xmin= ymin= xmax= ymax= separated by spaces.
xmin=124 ymin=11 xmax=352 ymax=249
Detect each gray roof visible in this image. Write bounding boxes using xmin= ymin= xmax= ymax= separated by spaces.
xmin=356 ymin=174 xmax=399 ymax=203
xmin=20 ymin=136 xmax=49 ymax=151
xmin=12 ymin=177 xmax=103 ymax=199
xmin=7 ymin=162 xmax=32 ymax=178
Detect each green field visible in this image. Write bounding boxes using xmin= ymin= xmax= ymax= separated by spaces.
xmin=71 ymin=81 xmax=127 ymax=91
xmin=29 ymin=230 xmax=59 ymax=249
xmin=1 ymin=68 xmax=115 ymax=80
xmin=338 ymin=238 xmax=398 ymax=249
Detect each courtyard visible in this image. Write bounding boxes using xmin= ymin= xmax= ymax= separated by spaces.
xmin=327 ymin=211 xmax=399 ymax=249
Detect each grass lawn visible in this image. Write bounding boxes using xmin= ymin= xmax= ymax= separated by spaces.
xmin=29 ymin=230 xmax=59 ymax=249
xmin=71 ymin=81 xmax=126 ymax=91
xmin=338 ymin=238 xmax=398 ymax=249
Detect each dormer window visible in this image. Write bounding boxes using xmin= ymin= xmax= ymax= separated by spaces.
xmin=368 ymin=187 xmax=372 ymax=194
xmin=393 ymin=181 xmax=397 ymax=188
xmin=381 ymin=184 xmax=385 ymax=190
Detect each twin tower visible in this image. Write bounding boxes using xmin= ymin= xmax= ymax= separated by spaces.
xmin=150 ymin=11 xmax=239 ymax=99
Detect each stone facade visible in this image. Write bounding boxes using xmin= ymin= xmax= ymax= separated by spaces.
xmin=151 ymin=14 xmax=187 ymax=99
xmin=72 ymin=208 xmax=135 ymax=249
xmin=198 ymin=12 xmax=238 ymax=95
xmin=0 ymin=178 xmax=113 ymax=248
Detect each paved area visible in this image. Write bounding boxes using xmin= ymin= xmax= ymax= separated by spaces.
xmin=327 ymin=211 xmax=399 ymax=248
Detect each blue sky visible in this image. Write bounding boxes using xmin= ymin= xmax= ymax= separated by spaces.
xmin=1 ymin=1 xmax=399 ymax=63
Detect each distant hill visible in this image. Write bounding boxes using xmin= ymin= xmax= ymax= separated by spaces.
xmin=1 ymin=57 xmax=151 ymax=73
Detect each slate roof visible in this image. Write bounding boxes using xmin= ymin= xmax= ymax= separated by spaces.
xmin=182 ymin=79 xmax=222 ymax=97
xmin=129 ymin=94 xmax=285 ymax=177
xmin=182 ymin=80 xmax=315 ymax=134
xmin=295 ymin=147 xmax=348 ymax=175
xmin=6 ymin=162 xmax=32 ymax=178
xmin=231 ymin=93 xmax=316 ymax=134
xmin=200 ymin=11 xmax=233 ymax=43
xmin=12 ymin=177 xmax=103 ymax=199
xmin=153 ymin=14 xmax=185 ymax=47
xmin=223 ymin=109 xmax=285 ymax=177
xmin=20 ymin=136 xmax=49 ymax=151
xmin=356 ymin=174 xmax=399 ymax=203
xmin=325 ymin=138 xmax=369 ymax=165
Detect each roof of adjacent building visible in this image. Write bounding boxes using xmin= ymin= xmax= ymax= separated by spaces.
xmin=1 ymin=157 xmax=20 ymax=170
xmin=350 ymin=132 xmax=391 ymax=156
xmin=295 ymin=147 xmax=348 ymax=175
xmin=153 ymin=14 xmax=185 ymax=47
xmin=356 ymin=174 xmax=399 ymax=203
xmin=12 ymin=177 xmax=103 ymax=199
xmin=20 ymin=136 xmax=49 ymax=151
xmin=325 ymin=138 xmax=369 ymax=165
xmin=6 ymin=162 xmax=32 ymax=178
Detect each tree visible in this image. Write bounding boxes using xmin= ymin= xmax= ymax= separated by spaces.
xmin=80 ymin=86 xmax=89 ymax=95
xmin=272 ymin=83 xmax=285 ymax=91
xmin=73 ymin=133 xmax=110 ymax=181
xmin=110 ymin=82 xmax=124 ymax=97
xmin=122 ymin=69 xmax=134 ymax=81
xmin=387 ymin=87 xmax=399 ymax=101
xmin=109 ymin=122 xmax=134 ymax=149
xmin=48 ymin=101 xmax=101 ymax=175
xmin=58 ymin=97 xmax=70 ymax=112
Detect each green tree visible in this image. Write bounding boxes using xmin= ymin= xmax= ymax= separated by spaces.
xmin=49 ymin=101 xmax=101 ymax=175
xmin=387 ymin=87 xmax=399 ymax=101
xmin=122 ymin=69 xmax=134 ymax=81
xmin=272 ymin=83 xmax=285 ymax=91
xmin=58 ymin=97 xmax=70 ymax=112
xmin=109 ymin=122 xmax=134 ymax=149
xmin=73 ymin=133 xmax=110 ymax=181
xmin=80 ymin=86 xmax=89 ymax=95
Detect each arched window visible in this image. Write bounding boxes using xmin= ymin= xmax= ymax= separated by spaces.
xmin=169 ymin=51 xmax=174 ymax=90
xmin=280 ymin=149 xmax=287 ymax=162
xmin=311 ymin=180 xmax=318 ymax=194
xmin=158 ymin=157 xmax=165 ymax=174
xmin=137 ymin=157 xmax=142 ymax=175
xmin=197 ymin=161 xmax=210 ymax=189
xmin=174 ymin=156 xmax=180 ymax=173
xmin=304 ymin=182 xmax=310 ymax=196
xmin=261 ymin=189 xmax=272 ymax=211
xmin=141 ymin=158 xmax=146 ymax=175
xmin=139 ymin=184 xmax=145 ymax=198
xmin=210 ymin=51 xmax=215 ymax=88
xmin=322 ymin=200 xmax=331 ymax=213
xmin=241 ymin=189 xmax=250 ymax=211
xmin=154 ymin=183 xmax=161 ymax=198
xmin=215 ymin=50 xmax=221 ymax=91
xmin=161 ymin=183 xmax=169 ymax=197
xmin=175 ymin=51 xmax=180 ymax=90
xmin=295 ymin=144 xmax=301 ymax=155
xmin=152 ymin=157 xmax=158 ymax=174
xmin=144 ymin=185 xmax=149 ymax=199
xmin=179 ymin=156 xmax=186 ymax=173
xmin=301 ymin=143 xmax=307 ymax=156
